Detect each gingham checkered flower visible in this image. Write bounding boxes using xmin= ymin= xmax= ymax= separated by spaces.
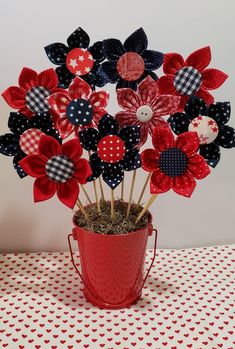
xmin=19 ymin=135 xmax=91 ymax=208
xmin=115 ymin=75 xmax=180 ymax=146
xmin=98 ymin=28 xmax=163 ymax=90
xmin=45 ymin=27 xmax=106 ymax=89
xmin=141 ymin=127 xmax=210 ymax=198
xmin=157 ymin=47 xmax=228 ymax=111
xmin=2 ymin=67 xmax=62 ymax=118
xmin=0 ymin=112 xmax=61 ymax=178
xmin=48 ymin=76 xmax=109 ymax=139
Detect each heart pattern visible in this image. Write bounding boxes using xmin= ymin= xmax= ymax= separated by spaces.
xmin=0 ymin=246 xmax=234 ymax=349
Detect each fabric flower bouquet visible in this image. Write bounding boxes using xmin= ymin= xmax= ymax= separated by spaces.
xmin=1 ymin=27 xmax=234 ymax=308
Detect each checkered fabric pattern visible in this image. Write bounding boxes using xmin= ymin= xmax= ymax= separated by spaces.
xmin=26 ymin=86 xmax=50 ymax=113
xmin=46 ymin=155 xmax=75 ymax=183
xmin=19 ymin=128 xmax=44 ymax=155
xmin=174 ymin=66 xmax=202 ymax=95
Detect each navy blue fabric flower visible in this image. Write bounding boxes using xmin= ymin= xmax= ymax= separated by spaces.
xmin=98 ymin=28 xmax=163 ymax=90
xmin=45 ymin=27 xmax=106 ymax=89
xmin=0 ymin=112 xmax=61 ymax=178
xmin=79 ymin=114 xmax=141 ymax=189
xmin=168 ymin=97 xmax=235 ymax=167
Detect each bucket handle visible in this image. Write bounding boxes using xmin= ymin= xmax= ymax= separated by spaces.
xmin=67 ymin=228 xmax=158 ymax=307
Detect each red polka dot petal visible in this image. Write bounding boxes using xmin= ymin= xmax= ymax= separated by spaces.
xmin=19 ymin=128 xmax=45 ymax=155
xmin=66 ymin=48 xmax=94 ymax=76
xmin=97 ymin=135 xmax=126 ymax=163
xmin=117 ymin=52 xmax=145 ymax=81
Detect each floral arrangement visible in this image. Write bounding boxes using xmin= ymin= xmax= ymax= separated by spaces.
xmin=1 ymin=27 xmax=234 ymax=227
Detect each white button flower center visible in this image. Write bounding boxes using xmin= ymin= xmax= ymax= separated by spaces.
xmin=136 ymin=105 xmax=153 ymax=123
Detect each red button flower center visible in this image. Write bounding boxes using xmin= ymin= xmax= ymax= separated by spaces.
xmin=97 ymin=135 xmax=126 ymax=163
xmin=117 ymin=52 xmax=145 ymax=81
xmin=66 ymin=48 xmax=94 ymax=76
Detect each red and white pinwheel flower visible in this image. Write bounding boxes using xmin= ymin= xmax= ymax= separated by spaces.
xmin=141 ymin=127 xmax=210 ymax=197
xmin=2 ymin=67 xmax=61 ymax=118
xmin=115 ymin=76 xmax=180 ymax=145
xmin=19 ymin=135 xmax=92 ymax=208
xmin=48 ymin=76 xmax=109 ymax=138
xmin=157 ymin=46 xmax=228 ymax=111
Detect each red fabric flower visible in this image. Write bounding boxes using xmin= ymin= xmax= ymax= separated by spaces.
xmin=115 ymin=76 xmax=180 ymax=145
xmin=48 ymin=76 xmax=109 ymax=139
xmin=157 ymin=47 xmax=228 ymax=111
xmin=19 ymin=135 xmax=92 ymax=208
xmin=2 ymin=67 xmax=61 ymax=118
xmin=141 ymin=127 xmax=210 ymax=197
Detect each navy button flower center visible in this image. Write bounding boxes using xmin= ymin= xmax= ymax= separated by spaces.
xmin=66 ymin=99 xmax=93 ymax=126
xmin=159 ymin=148 xmax=188 ymax=177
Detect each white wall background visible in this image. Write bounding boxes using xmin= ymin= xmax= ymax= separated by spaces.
xmin=0 ymin=0 xmax=234 ymax=252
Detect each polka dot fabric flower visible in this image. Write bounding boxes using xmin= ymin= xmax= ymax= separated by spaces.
xmin=99 ymin=28 xmax=163 ymax=90
xmin=141 ymin=127 xmax=210 ymax=197
xmin=48 ymin=76 xmax=109 ymax=139
xmin=19 ymin=135 xmax=91 ymax=208
xmin=0 ymin=112 xmax=60 ymax=178
xmin=79 ymin=114 xmax=141 ymax=189
xmin=45 ymin=27 xmax=106 ymax=89
xmin=115 ymin=75 xmax=180 ymax=145
xmin=1 ymin=67 xmax=61 ymax=118
xmin=157 ymin=46 xmax=228 ymax=111
xmin=168 ymin=97 xmax=235 ymax=168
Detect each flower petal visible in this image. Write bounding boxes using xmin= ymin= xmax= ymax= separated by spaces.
xmin=88 ymin=41 xmax=105 ymax=62
xmin=73 ymin=158 xmax=92 ymax=184
xmin=215 ymin=125 xmax=235 ymax=148
xmin=48 ymin=92 xmax=71 ymax=114
xmin=201 ymin=68 xmax=228 ymax=90
xmin=38 ymin=135 xmax=60 ymax=158
xmin=117 ymin=88 xmax=140 ymax=111
xmin=92 ymin=109 xmax=107 ymax=125
xmin=172 ymin=172 xmax=196 ymax=198
xmin=187 ymin=154 xmax=210 ymax=179
xmin=119 ymin=125 xmax=141 ymax=149
xmin=98 ymin=114 xmax=119 ymax=136
xmin=8 ymin=112 xmax=29 ymax=134
xmin=142 ymin=50 xmax=163 ymax=70
xmin=67 ymin=27 xmax=90 ymax=49
xmin=199 ymin=143 xmax=221 ymax=168
xmin=79 ymin=128 xmax=101 ymax=151
xmin=168 ymin=113 xmax=190 ymax=135
xmin=100 ymin=61 xmax=119 ymax=83
xmin=57 ymin=117 xmax=74 ymax=139
xmin=124 ymin=28 xmax=148 ymax=54
xmin=157 ymin=75 xmax=175 ymax=94
xmin=57 ymin=178 xmax=79 ymax=208
xmin=19 ymin=154 xmax=47 ymax=177
xmin=184 ymin=97 xmax=208 ymax=118
xmin=138 ymin=75 xmax=158 ymax=104
xmin=195 ymin=88 xmax=214 ymax=105
xmin=0 ymin=133 xmax=20 ymax=156
xmin=45 ymin=43 xmax=69 ymax=65
xmin=90 ymin=91 xmax=109 ymax=109
xmin=116 ymin=79 xmax=137 ymax=90
xmin=18 ymin=67 xmax=38 ymax=90
xmin=102 ymin=163 xmax=124 ymax=189
xmin=122 ymin=148 xmax=141 ymax=171
xmin=13 ymin=150 xmax=27 ymax=178
xmin=185 ymin=46 xmax=211 ymax=71
xmin=2 ymin=86 xmax=26 ymax=109
xmin=61 ymin=138 xmax=83 ymax=161
xmin=141 ymin=149 xmax=159 ymax=172
xmin=68 ymin=76 xmax=92 ymax=100
xmin=150 ymin=169 xmax=172 ymax=194
xmin=88 ymin=152 xmax=104 ymax=181
xmin=115 ymin=111 xmax=138 ymax=127
xmin=163 ymin=53 xmax=184 ymax=75
xmin=208 ymin=101 xmax=231 ymax=125
xmin=37 ymin=68 xmax=58 ymax=92
xmin=55 ymin=64 xmax=74 ymax=88
xmin=151 ymin=95 xmax=180 ymax=116
xmin=176 ymin=132 xmax=199 ymax=157
xmin=28 ymin=112 xmax=54 ymax=134
xmin=152 ymin=127 xmax=175 ymax=152
xmin=34 ymin=175 xmax=57 ymax=202
xmin=149 ymin=118 xmax=169 ymax=136
xmin=103 ymin=38 xmax=125 ymax=60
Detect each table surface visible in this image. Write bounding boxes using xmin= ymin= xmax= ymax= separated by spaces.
xmin=0 ymin=245 xmax=234 ymax=349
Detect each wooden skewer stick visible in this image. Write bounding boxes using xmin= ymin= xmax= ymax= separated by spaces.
xmin=81 ymin=185 xmax=92 ymax=205
xmin=99 ymin=177 xmax=105 ymax=201
xmin=111 ymin=189 xmax=114 ymax=219
xmin=76 ymin=197 xmax=89 ymax=220
xmin=93 ymin=180 xmax=101 ymax=213
xmin=135 ymin=194 xmax=158 ymax=223
xmin=136 ymin=173 xmax=151 ymax=206
xmin=126 ymin=170 xmax=137 ymax=218
xmin=121 ymin=178 xmax=124 ymax=201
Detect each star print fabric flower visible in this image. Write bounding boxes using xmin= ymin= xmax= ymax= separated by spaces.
xmin=2 ymin=67 xmax=61 ymax=118
xmin=45 ymin=27 xmax=106 ymax=89
xmin=98 ymin=28 xmax=163 ymax=90
xmin=141 ymin=127 xmax=210 ymax=197
xmin=19 ymin=135 xmax=91 ymax=208
xmin=115 ymin=76 xmax=180 ymax=145
xmin=0 ymin=112 xmax=61 ymax=178
xmin=157 ymin=46 xmax=228 ymax=111
xmin=48 ymin=76 xmax=109 ymax=139
xmin=79 ymin=114 xmax=141 ymax=189
xmin=168 ymin=97 xmax=235 ymax=168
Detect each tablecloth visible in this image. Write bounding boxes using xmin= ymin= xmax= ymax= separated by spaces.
xmin=0 ymin=245 xmax=234 ymax=349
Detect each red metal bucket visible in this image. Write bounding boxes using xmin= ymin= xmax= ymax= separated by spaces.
xmin=68 ymin=213 xmax=157 ymax=309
